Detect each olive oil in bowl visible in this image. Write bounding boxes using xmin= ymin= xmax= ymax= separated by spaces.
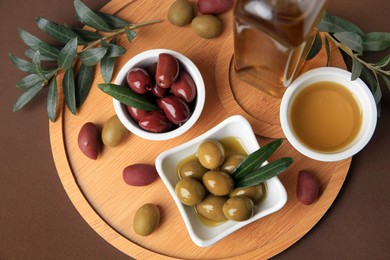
xmin=290 ymin=81 xmax=362 ymax=153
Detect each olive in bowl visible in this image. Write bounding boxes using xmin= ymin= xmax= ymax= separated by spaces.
xmin=113 ymin=49 xmax=205 ymax=141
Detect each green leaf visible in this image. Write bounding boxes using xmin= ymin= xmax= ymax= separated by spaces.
xmin=73 ymin=0 xmax=111 ymax=32
xmin=351 ymin=56 xmax=363 ymax=81
xmin=9 ymin=53 xmax=35 ymax=73
xmin=63 ymin=68 xmax=77 ymax=115
xmin=98 ymin=83 xmax=158 ymax=111
xmin=36 ymin=17 xmax=85 ymax=44
xmin=79 ymin=47 xmax=107 ymax=66
xmin=96 ymin=12 xmax=129 ymax=29
xmin=18 ymin=28 xmax=60 ymax=60
xmin=380 ymin=74 xmax=390 ymax=92
xmin=375 ymin=55 xmax=390 ymax=68
xmin=232 ymin=139 xmax=283 ymax=180
xmin=32 ymin=50 xmax=46 ymax=80
xmin=125 ymin=28 xmax=137 ymax=43
xmin=305 ymin=32 xmax=322 ymax=60
xmin=47 ymin=76 xmax=58 ymax=122
xmin=319 ymin=12 xmax=364 ymax=36
xmin=334 ymin=32 xmax=363 ymax=54
xmin=25 ymin=48 xmax=57 ymax=61
xmin=16 ymin=74 xmax=43 ymax=90
xmin=102 ymin=40 xmax=126 ymax=57
xmin=57 ymin=38 xmax=78 ymax=69
xmin=13 ymin=82 xmax=44 ymax=112
xmin=361 ymin=67 xmax=382 ymax=105
xmin=363 ymin=32 xmax=390 ymax=51
xmin=324 ymin=36 xmax=331 ymax=66
xmin=101 ymin=56 xmax=115 ymax=83
xmin=235 ymin=157 xmax=294 ymax=188
xmin=72 ymin=28 xmax=102 ymax=42
xmin=75 ymin=64 xmax=95 ymax=107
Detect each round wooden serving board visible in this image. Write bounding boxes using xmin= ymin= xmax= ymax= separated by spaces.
xmin=49 ymin=0 xmax=351 ymax=259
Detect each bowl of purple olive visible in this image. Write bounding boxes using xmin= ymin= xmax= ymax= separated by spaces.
xmin=113 ymin=49 xmax=205 ymax=140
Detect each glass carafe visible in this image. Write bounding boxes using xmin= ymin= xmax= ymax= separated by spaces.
xmin=233 ymin=0 xmax=327 ymax=98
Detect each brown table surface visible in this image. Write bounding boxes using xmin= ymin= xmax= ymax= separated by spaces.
xmin=1 ymin=0 xmax=389 ymax=259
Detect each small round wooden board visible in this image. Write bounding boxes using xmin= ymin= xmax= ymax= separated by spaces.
xmin=49 ymin=0 xmax=351 ymax=259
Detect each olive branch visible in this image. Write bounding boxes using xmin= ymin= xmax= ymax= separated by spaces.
xmin=306 ymin=12 xmax=390 ymax=116
xmin=9 ymin=0 xmax=160 ymax=122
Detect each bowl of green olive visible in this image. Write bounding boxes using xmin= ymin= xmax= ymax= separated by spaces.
xmin=155 ymin=115 xmax=288 ymax=247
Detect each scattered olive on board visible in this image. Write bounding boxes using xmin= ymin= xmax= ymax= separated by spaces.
xmin=77 ymin=122 xmax=102 ymax=160
xmin=297 ymin=170 xmax=319 ymax=205
xmin=167 ymin=0 xmax=194 ymax=27
xmin=197 ymin=0 xmax=234 ymax=15
xmin=191 ymin=15 xmax=222 ymax=39
xmin=123 ymin=164 xmax=159 ymax=186
xmin=102 ymin=115 xmax=128 ymax=147
xmin=133 ymin=203 xmax=160 ymax=236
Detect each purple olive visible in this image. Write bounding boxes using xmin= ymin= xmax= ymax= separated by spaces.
xmin=138 ymin=110 xmax=173 ymax=133
xmin=157 ymin=96 xmax=191 ymax=125
xmin=126 ymin=106 xmax=148 ymax=122
xmin=126 ymin=67 xmax=152 ymax=94
xmin=150 ymin=82 xmax=169 ymax=98
xmin=171 ymin=71 xmax=197 ymax=103
xmin=155 ymin=53 xmax=179 ymax=88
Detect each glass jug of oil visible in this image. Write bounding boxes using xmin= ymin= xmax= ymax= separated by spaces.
xmin=233 ymin=0 xmax=327 ymax=98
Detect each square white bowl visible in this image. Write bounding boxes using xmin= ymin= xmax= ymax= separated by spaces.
xmin=155 ymin=115 xmax=288 ymax=247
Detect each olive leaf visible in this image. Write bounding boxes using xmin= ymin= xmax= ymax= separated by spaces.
xmin=319 ymin=12 xmax=364 ymax=36
xmin=47 ymin=76 xmax=58 ymax=122
xmin=73 ymin=0 xmax=111 ymax=32
xmin=13 ymin=82 xmax=44 ymax=112
xmin=57 ymin=38 xmax=78 ymax=69
xmin=79 ymin=47 xmax=107 ymax=66
xmin=36 ymin=16 xmax=85 ymax=44
xmin=103 ymin=40 xmax=126 ymax=57
xmin=75 ymin=63 xmax=95 ymax=107
xmin=324 ymin=36 xmax=331 ymax=66
xmin=32 ymin=50 xmax=46 ymax=80
xmin=63 ymin=68 xmax=77 ymax=115
xmin=9 ymin=53 xmax=53 ymax=74
xmin=351 ymin=57 xmax=363 ymax=80
xmin=305 ymin=32 xmax=322 ymax=60
xmin=375 ymin=55 xmax=390 ymax=68
xmin=125 ymin=28 xmax=137 ymax=43
xmin=333 ymin=32 xmax=363 ymax=54
xmin=16 ymin=74 xmax=43 ymax=90
xmin=380 ymin=74 xmax=390 ymax=92
xmin=24 ymin=48 xmax=57 ymax=62
xmin=72 ymin=28 xmax=102 ymax=42
xmin=96 ymin=12 xmax=129 ymax=29
xmin=363 ymin=32 xmax=390 ymax=51
xmin=235 ymin=158 xmax=294 ymax=188
xmin=18 ymin=28 xmax=60 ymax=60
xmin=101 ymin=56 xmax=115 ymax=83
xmin=98 ymin=83 xmax=158 ymax=111
xmin=232 ymin=139 xmax=283 ymax=180
xmin=361 ymin=67 xmax=382 ymax=107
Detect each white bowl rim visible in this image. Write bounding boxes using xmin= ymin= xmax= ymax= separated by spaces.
xmin=280 ymin=67 xmax=377 ymax=162
xmin=155 ymin=115 xmax=288 ymax=247
xmin=113 ymin=49 xmax=205 ymax=141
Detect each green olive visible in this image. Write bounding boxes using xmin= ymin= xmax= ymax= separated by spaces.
xmin=196 ymin=194 xmax=227 ymax=222
xmin=221 ymin=154 xmax=246 ymax=174
xmin=167 ymin=0 xmax=194 ymax=27
xmin=102 ymin=115 xmax=128 ymax=147
xmin=197 ymin=140 xmax=225 ymax=169
xmin=179 ymin=160 xmax=207 ymax=181
xmin=223 ymin=196 xmax=254 ymax=221
xmin=230 ymin=183 xmax=266 ymax=203
xmin=175 ymin=177 xmax=206 ymax=206
xmin=191 ymin=15 xmax=222 ymax=39
xmin=133 ymin=203 xmax=160 ymax=236
xmin=202 ymin=170 xmax=234 ymax=196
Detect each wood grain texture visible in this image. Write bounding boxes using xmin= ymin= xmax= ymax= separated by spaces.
xmin=49 ymin=0 xmax=351 ymax=259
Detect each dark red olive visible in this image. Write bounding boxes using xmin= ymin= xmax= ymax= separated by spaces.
xmin=171 ymin=71 xmax=197 ymax=103
xmin=155 ymin=53 xmax=179 ymax=88
xmin=157 ymin=96 xmax=191 ymax=125
xmin=150 ymin=83 xmax=168 ymax=98
xmin=138 ymin=110 xmax=173 ymax=133
xmin=126 ymin=67 xmax=152 ymax=94
xmin=126 ymin=106 xmax=148 ymax=122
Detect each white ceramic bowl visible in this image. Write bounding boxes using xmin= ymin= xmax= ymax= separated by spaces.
xmin=155 ymin=115 xmax=288 ymax=247
xmin=113 ymin=49 xmax=205 ymax=141
xmin=280 ymin=67 xmax=377 ymax=162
